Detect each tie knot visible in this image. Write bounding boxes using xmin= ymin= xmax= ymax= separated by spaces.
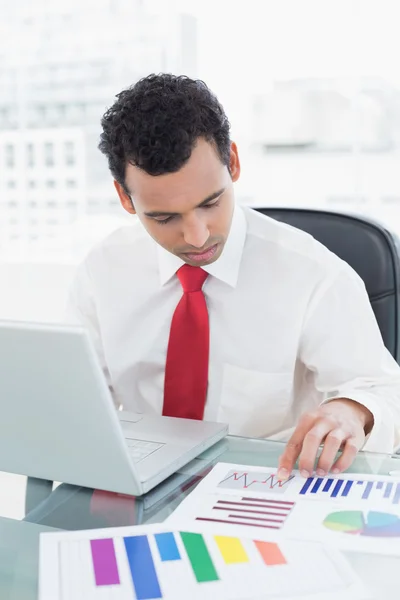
xmin=177 ymin=264 xmax=208 ymax=293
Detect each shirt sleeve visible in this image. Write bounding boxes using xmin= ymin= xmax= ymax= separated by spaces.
xmin=299 ymin=262 xmax=400 ymax=454
xmin=65 ymin=261 xmax=117 ymax=406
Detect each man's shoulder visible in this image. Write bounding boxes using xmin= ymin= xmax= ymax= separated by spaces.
xmin=84 ymin=217 xmax=152 ymax=265
xmin=243 ymin=206 xmax=341 ymax=270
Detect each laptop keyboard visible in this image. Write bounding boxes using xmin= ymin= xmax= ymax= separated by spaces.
xmin=126 ymin=439 xmax=164 ymax=463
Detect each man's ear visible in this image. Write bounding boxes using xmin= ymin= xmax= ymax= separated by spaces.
xmin=229 ymin=142 xmax=241 ymax=183
xmin=114 ymin=180 xmax=136 ymax=215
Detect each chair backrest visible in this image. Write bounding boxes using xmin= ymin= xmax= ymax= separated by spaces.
xmin=254 ymin=207 xmax=400 ymax=363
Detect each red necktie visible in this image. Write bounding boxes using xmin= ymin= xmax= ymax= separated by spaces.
xmin=163 ymin=264 xmax=209 ymax=420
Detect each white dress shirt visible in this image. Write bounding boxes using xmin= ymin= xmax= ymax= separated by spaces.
xmin=66 ymin=205 xmax=400 ymax=453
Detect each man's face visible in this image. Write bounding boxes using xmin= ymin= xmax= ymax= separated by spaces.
xmin=114 ymin=139 xmax=241 ymax=267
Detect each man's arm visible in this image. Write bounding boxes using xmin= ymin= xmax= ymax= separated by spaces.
xmin=65 ymin=262 xmax=116 ymax=404
xmin=278 ymin=262 xmax=400 ymax=479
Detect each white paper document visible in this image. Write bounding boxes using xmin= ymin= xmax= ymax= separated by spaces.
xmin=168 ymin=462 xmax=400 ymax=556
xmin=39 ymin=520 xmax=369 ymax=600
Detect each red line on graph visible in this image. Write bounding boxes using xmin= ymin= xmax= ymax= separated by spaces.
xmin=213 ymin=506 xmax=286 ymax=519
xmin=219 ymin=472 xmax=295 ymax=490
xmin=243 ymin=497 xmax=295 ymax=506
xmin=195 ymin=517 xmax=281 ymax=529
xmin=216 ymin=500 xmax=290 ymax=511
xmin=228 ymin=514 xmax=285 ymax=524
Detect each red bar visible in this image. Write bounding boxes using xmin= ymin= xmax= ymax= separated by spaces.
xmin=195 ymin=517 xmax=280 ymax=529
xmin=216 ymin=500 xmax=290 ymax=511
xmin=254 ymin=541 xmax=287 ymax=566
xmin=228 ymin=514 xmax=284 ymax=524
xmin=214 ymin=506 xmax=286 ymax=518
xmin=243 ymin=497 xmax=294 ymax=506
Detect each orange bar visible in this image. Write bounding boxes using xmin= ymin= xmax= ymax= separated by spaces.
xmin=254 ymin=541 xmax=287 ymax=566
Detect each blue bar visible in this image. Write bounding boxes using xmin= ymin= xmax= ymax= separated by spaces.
xmin=323 ymin=479 xmax=334 ymax=492
xmin=311 ymin=478 xmax=324 ymax=493
xmin=331 ymin=480 xmax=344 ymax=498
xmin=376 ymin=482 xmax=384 ymax=490
xmin=341 ymin=480 xmax=353 ymax=497
xmin=124 ymin=536 xmax=162 ymax=600
xmin=384 ymin=482 xmax=393 ymax=498
xmin=299 ymin=477 xmax=314 ymax=495
xmin=155 ymin=533 xmax=181 ymax=562
xmin=357 ymin=481 xmax=363 ymax=485
xmin=362 ymin=481 xmax=374 ymax=500
xmin=393 ymin=483 xmax=400 ymax=505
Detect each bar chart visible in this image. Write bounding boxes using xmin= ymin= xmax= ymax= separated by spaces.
xmin=43 ymin=526 xmax=358 ymax=600
xmin=299 ymin=476 xmax=400 ymax=506
xmin=195 ymin=495 xmax=294 ymax=529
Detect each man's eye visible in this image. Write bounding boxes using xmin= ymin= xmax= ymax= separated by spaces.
xmin=155 ymin=216 xmax=174 ymax=225
xmin=203 ymin=200 xmax=221 ymax=209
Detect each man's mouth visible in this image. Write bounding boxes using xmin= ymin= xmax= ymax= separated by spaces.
xmin=183 ymin=244 xmax=219 ymax=263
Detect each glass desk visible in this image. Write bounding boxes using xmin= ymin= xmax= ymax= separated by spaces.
xmin=2 ymin=436 xmax=400 ymax=599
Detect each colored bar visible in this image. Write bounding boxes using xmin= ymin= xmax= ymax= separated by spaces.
xmin=214 ymin=536 xmax=249 ymax=564
xmin=229 ymin=514 xmax=283 ymax=524
xmin=393 ymin=483 xmax=400 ymax=505
xmin=357 ymin=481 xmax=363 ymax=485
xmin=362 ymin=481 xmax=374 ymax=500
xmin=384 ymin=482 xmax=394 ymax=498
xmin=311 ymin=478 xmax=324 ymax=493
xmin=90 ymin=538 xmax=120 ymax=586
xmin=216 ymin=500 xmax=288 ymax=511
xmin=196 ymin=517 xmax=280 ymax=529
xmin=214 ymin=506 xmax=284 ymax=518
xmin=254 ymin=541 xmax=287 ymax=566
xmin=124 ymin=536 xmax=162 ymax=600
xmin=376 ymin=482 xmax=384 ymax=490
xmin=323 ymin=478 xmax=333 ymax=492
xmin=242 ymin=497 xmax=294 ymax=506
xmin=341 ymin=481 xmax=353 ymax=497
xmin=299 ymin=477 xmax=314 ymax=495
xmin=331 ymin=479 xmax=344 ymax=498
xmin=180 ymin=532 xmax=219 ymax=582
xmin=155 ymin=533 xmax=181 ymax=562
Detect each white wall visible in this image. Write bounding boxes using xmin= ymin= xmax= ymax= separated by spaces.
xmin=0 ymin=263 xmax=75 ymax=322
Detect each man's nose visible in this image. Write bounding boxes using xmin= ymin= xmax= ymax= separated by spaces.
xmin=183 ymin=216 xmax=209 ymax=248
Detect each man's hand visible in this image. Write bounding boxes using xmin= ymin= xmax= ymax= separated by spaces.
xmin=277 ymin=399 xmax=373 ymax=480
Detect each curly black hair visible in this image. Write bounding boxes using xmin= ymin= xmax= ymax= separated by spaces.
xmin=98 ymin=73 xmax=231 ymax=193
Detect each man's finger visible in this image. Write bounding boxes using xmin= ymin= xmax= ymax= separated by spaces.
xmin=331 ymin=435 xmax=364 ymax=473
xmin=315 ymin=428 xmax=348 ymax=474
xmin=297 ymin=421 xmax=338 ymax=476
xmin=277 ymin=413 xmax=317 ymax=479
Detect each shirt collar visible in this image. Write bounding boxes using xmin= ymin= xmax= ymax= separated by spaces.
xmin=156 ymin=204 xmax=247 ymax=288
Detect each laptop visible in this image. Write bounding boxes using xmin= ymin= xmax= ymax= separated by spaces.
xmin=0 ymin=320 xmax=228 ymax=496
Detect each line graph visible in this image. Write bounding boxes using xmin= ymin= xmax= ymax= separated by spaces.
xmin=218 ymin=470 xmax=295 ymax=494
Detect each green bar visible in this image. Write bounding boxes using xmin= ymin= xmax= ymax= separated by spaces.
xmin=180 ymin=532 xmax=219 ymax=583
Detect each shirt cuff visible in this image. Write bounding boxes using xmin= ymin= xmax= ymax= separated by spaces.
xmin=320 ymin=392 xmax=395 ymax=454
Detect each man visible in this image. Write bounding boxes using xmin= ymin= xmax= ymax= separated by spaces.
xmin=67 ymin=73 xmax=400 ymax=481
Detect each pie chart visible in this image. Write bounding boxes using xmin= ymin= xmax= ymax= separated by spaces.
xmin=323 ymin=510 xmax=400 ymax=537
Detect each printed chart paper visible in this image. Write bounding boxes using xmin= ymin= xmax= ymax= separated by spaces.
xmin=168 ymin=462 xmax=400 ymax=555
xmin=39 ymin=521 xmax=369 ymax=600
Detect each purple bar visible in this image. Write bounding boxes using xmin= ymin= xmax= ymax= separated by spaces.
xmin=362 ymin=481 xmax=373 ymax=500
xmin=90 ymin=538 xmax=120 ymax=586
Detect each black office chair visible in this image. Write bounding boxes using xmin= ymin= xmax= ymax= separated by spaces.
xmin=254 ymin=207 xmax=400 ymax=363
